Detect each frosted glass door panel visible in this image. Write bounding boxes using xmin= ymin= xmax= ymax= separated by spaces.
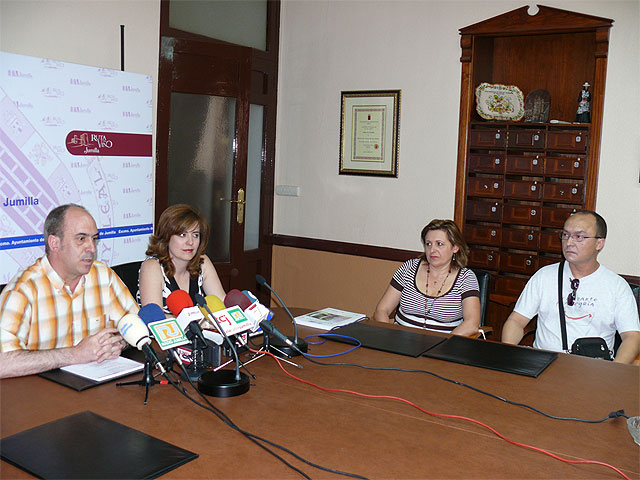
xmin=244 ymin=104 xmax=264 ymax=251
xmin=168 ymin=92 xmax=236 ymax=263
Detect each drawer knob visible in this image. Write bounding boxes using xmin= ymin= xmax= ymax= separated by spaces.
xmin=488 ymin=255 xmax=494 ymax=261
xmin=532 ymin=159 xmax=538 ymax=165
xmin=491 ymin=206 xmax=497 ymax=212
xmin=572 ymin=187 xmax=578 ymax=194
xmin=495 ymin=133 xmax=501 ymax=139
xmin=495 ymin=158 xmax=500 ymax=165
xmin=491 ymin=230 xmax=496 ymax=237
xmin=493 ymin=182 xmax=499 ymax=189
xmin=531 ymin=185 xmax=537 ymax=191
xmin=528 ymin=234 xmax=534 ymax=241
xmin=576 ymin=135 xmax=581 ymax=142
xmin=526 ymin=259 xmax=532 ymax=266
xmin=531 ymin=209 xmax=537 ymax=216
xmin=574 ymin=161 xmax=580 ymax=168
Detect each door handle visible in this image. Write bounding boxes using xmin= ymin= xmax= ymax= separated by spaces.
xmin=220 ymin=188 xmax=245 ymax=224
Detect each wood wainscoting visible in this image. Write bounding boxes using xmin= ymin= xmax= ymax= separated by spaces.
xmin=270 ymin=240 xmax=408 ymax=319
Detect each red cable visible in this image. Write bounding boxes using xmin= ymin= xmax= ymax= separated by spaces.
xmin=252 ymin=348 xmax=632 ymax=480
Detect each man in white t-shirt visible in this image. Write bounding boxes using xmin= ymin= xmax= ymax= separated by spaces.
xmin=502 ymin=211 xmax=640 ymax=363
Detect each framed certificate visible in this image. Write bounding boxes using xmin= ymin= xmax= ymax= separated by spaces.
xmin=339 ymin=90 xmax=400 ymax=177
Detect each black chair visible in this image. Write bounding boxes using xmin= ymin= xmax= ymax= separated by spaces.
xmin=111 ymin=261 xmax=143 ymax=299
xmin=470 ymin=268 xmax=492 ymax=338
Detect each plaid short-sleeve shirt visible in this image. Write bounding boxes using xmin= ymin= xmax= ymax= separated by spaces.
xmin=0 ymin=256 xmax=139 ymax=352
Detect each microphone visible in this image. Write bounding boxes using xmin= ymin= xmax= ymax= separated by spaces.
xmin=166 ymin=290 xmax=212 ymax=381
xmin=256 ymin=274 xmax=308 ymax=356
xmin=117 ymin=314 xmax=166 ymax=374
xmin=166 ymin=290 xmax=208 ymax=346
xmin=243 ymin=290 xmax=274 ymax=322
xmin=224 ymin=289 xmax=263 ymax=333
xmin=259 ymin=320 xmax=304 ymax=355
xmin=196 ymin=293 xmax=250 ymax=398
xmin=138 ymin=303 xmax=190 ymax=368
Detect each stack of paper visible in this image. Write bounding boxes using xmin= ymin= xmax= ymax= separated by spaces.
xmin=60 ymin=356 xmax=144 ymax=382
xmin=294 ymin=308 xmax=367 ymax=331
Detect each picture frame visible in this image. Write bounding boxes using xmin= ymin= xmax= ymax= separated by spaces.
xmin=339 ymin=90 xmax=400 ymax=177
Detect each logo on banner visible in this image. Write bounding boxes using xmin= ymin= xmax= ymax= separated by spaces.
xmin=65 ymin=130 xmax=152 ymax=156
xmin=148 ymin=319 xmax=190 ymax=350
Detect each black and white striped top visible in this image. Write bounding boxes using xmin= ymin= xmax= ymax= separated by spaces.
xmin=391 ymin=258 xmax=479 ymax=332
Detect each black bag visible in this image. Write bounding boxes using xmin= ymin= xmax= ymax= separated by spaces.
xmin=570 ymin=337 xmax=612 ymax=360
xmin=557 ymin=261 xmax=612 ymax=360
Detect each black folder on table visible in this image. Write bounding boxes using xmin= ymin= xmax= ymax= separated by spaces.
xmin=323 ymin=322 xmax=446 ymax=357
xmin=0 ymin=411 xmax=198 ymax=479
xmin=423 ymin=335 xmax=557 ymax=377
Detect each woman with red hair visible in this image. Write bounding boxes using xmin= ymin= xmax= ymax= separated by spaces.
xmin=138 ymin=204 xmax=225 ymax=312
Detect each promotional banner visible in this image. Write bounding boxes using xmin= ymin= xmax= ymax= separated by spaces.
xmin=0 ymin=52 xmax=153 ymax=283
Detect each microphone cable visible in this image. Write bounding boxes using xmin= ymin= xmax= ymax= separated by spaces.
xmin=301 ymin=333 xmax=363 ymax=358
xmin=293 ymin=342 xmax=628 ymax=424
xmin=160 ymin=360 xmax=368 ymax=480
xmin=256 ymin=348 xmax=633 ymax=480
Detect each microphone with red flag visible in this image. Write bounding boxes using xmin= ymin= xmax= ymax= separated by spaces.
xmin=166 ymin=289 xmax=208 ymax=345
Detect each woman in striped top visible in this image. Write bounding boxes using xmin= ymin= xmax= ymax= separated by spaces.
xmin=374 ymin=219 xmax=481 ymax=335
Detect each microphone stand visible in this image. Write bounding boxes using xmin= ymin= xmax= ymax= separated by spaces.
xmin=180 ymin=332 xmax=210 ymax=383
xmin=195 ymin=294 xmax=250 ymax=397
xmin=117 ymin=351 xmax=165 ymax=405
xmin=256 ymin=275 xmax=308 ymax=357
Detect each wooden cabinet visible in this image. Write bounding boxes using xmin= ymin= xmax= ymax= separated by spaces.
xmin=453 ymin=6 xmax=612 ymax=336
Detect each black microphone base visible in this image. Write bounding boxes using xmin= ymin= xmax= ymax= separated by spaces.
xmin=268 ymin=336 xmax=308 ymax=357
xmin=198 ymin=370 xmax=250 ymax=397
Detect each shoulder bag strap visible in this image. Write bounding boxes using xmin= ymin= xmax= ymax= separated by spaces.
xmin=558 ymin=260 xmax=569 ymax=352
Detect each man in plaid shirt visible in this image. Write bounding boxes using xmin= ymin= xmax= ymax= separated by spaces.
xmin=0 ymin=204 xmax=139 ymax=378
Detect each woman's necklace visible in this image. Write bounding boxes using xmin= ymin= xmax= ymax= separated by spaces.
xmin=424 ymin=264 xmax=452 ymax=326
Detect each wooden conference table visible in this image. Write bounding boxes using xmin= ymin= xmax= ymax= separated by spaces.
xmin=1 ymin=310 xmax=638 ymax=479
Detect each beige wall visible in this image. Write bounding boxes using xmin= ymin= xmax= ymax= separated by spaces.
xmin=275 ymin=0 xmax=640 ymax=276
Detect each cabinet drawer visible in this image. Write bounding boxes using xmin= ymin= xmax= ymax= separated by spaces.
xmin=547 ymin=130 xmax=588 ymax=152
xmin=505 ymin=154 xmax=544 ymax=174
xmin=464 ymin=224 xmax=501 ymax=246
xmin=504 ymin=180 xmax=542 ymax=200
xmin=540 ymin=206 xmax=578 ymax=228
xmin=500 ymin=253 xmax=538 ymax=275
xmin=466 ymin=200 xmax=502 ymax=222
xmin=495 ymin=276 xmax=528 ymax=297
xmin=507 ymin=129 xmax=545 ymax=149
xmin=469 ymin=128 xmax=506 ymax=148
xmin=501 ymin=228 xmax=538 ymax=250
xmin=468 ymin=249 xmax=499 ymax=270
xmin=467 ymin=177 xmax=504 ymax=198
xmin=542 ymin=182 xmax=584 ymax=203
xmin=468 ymin=153 xmax=505 ymax=174
xmin=539 ymin=230 xmax=562 ymax=253
xmin=538 ymin=255 xmax=562 ymax=268
xmin=502 ymin=204 xmax=541 ymax=226
xmin=544 ymin=156 xmax=586 ymax=178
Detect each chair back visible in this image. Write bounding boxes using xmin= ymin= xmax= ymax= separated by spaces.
xmin=614 ymin=281 xmax=640 ymax=354
xmin=470 ymin=268 xmax=491 ymax=327
xmin=112 ymin=261 xmax=143 ymax=299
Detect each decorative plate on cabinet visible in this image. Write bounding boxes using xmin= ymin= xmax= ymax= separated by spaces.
xmin=475 ymin=83 xmax=525 ymax=121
